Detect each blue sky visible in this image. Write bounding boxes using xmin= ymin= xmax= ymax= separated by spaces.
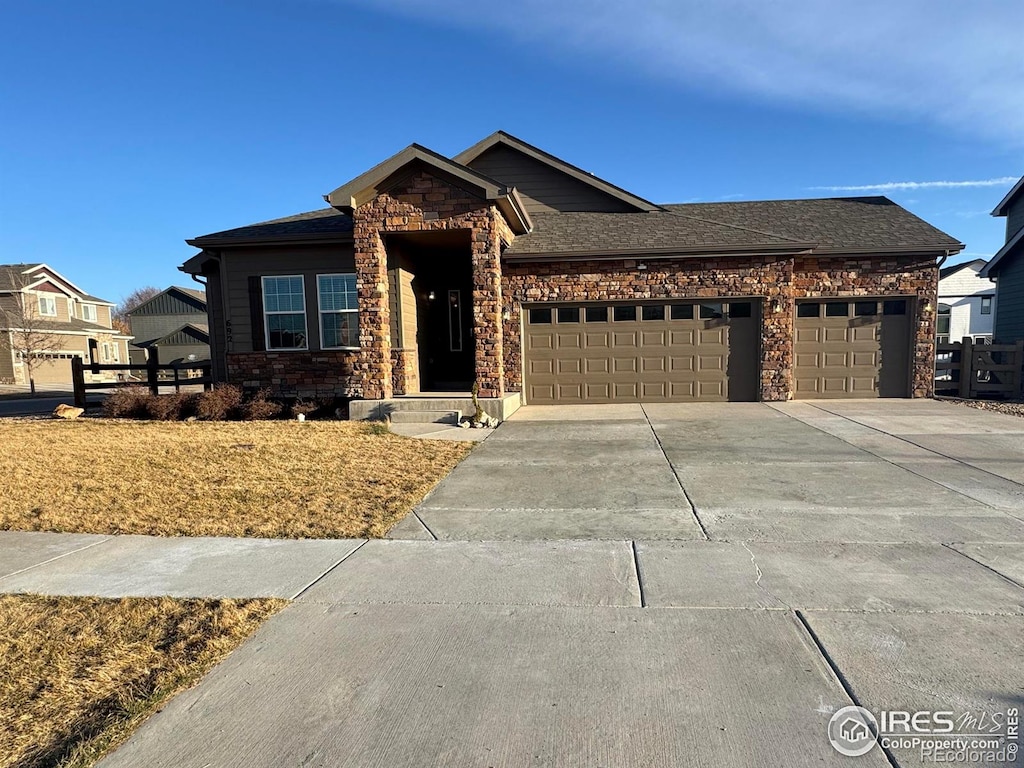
xmin=1 ymin=0 xmax=1021 ymax=305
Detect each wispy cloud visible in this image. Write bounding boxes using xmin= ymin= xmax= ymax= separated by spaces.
xmin=345 ymin=1 xmax=1024 ymax=144
xmin=810 ymin=178 xmax=1018 ymax=192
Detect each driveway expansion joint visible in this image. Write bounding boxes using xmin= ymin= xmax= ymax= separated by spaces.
xmin=630 ymin=540 xmax=647 ymax=608
xmin=290 ymin=539 xmax=368 ymax=600
xmin=941 ymin=542 xmax=1024 ymax=592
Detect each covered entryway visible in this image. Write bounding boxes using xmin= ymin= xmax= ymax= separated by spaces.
xmin=523 ymin=300 xmax=760 ymax=404
xmin=793 ymin=298 xmax=912 ymax=398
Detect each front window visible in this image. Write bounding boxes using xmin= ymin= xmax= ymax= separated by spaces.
xmin=81 ymin=304 xmax=97 ymax=322
xmin=981 ymin=296 xmax=992 ymax=315
xmin=317 ymin=274 xmax=358 ymax=349
xmin=38 ymin=296 xmax=57 ymax=316
xmin=262 ymin=276 xmax=308 ymax=350
xmin=936 ymin=303 xmax=951 ymax=344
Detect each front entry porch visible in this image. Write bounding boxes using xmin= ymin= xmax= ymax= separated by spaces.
xmin=349 ymin=391 xmax=522 ymax=423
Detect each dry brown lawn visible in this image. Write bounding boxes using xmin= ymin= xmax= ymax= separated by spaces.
xmin=0 ymin=420 xmax=470 ymax=538
xmin=0 ymin=594 xmax=285 ymax=768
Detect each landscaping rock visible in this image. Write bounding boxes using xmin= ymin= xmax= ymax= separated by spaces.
xmin=52 ymin=404 xmax=84 ymax=420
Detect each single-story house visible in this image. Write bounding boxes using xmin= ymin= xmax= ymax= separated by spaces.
xmin=126 ymin=285 xmax=210 ymax=365
xmin=980 ymin=174 xmax=1024 ymax=343
xmin=937 ymin=258 xmax=994 ymax=344
xmin=180 ymin=131 xmax=963 ymax=414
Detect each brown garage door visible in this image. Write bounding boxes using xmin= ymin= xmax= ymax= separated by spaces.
xmin=523 ymin=300 xmax=760 ymax=404
xmin=793 ymin=298 xmax=911 ymax=399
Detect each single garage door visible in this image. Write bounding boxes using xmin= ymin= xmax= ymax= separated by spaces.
xmin=794 ymin=298 xmax=911 ymax=398
xmin=523 ymin=300 xmax=760 ymax=404
xmin=25 ymin=353 xmax=76 ymax=386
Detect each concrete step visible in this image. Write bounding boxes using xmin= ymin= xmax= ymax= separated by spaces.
xmin=387 ymin=410 xmax=462 ymax=425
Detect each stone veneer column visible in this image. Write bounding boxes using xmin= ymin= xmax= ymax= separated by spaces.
xmin=471 ymin=212 xmax=506 ymax=399
xmin=353 ymin=221 xmax=392 ymax=400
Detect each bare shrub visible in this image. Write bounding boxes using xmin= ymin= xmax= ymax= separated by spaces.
xmin=196 ymin=385 xmax=243 ymax=421
xmin=102 ymin=387 xmax=151 ymax=419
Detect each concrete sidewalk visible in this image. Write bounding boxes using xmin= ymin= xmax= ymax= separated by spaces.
xmin=3 ymin=533 xmax=1023 ymax=767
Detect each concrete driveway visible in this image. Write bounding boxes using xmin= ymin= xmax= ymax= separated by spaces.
xmin=392 ymin=399 xmax=1024 ymax=542
xmin=13 ymin=399 xmax=1020 ymax=767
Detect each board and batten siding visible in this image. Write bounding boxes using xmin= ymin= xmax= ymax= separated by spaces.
xmin=129 ymin=314 xmax=205 ymax=345
xmin=464 ymin=144 xmax=637 ymax=215
xmin=994 ymin=247 xmax=1024 ymax=343
xmin=222 ymin=245 xmax=357 ymax=353
xmin=204 ymin=264 xmax=229 ymax=382
xmin=1005 ymin=196 xmax=1024 ymax=243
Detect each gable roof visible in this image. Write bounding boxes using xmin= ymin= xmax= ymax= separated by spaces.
xmin=0 ymin=263 xmax=114 ymax=304
xmin=126 ymin=285 xmax=207 ymax=316
xmin=992 ymin=175 xmax=1024 ymax=216
xmin=325 ymin=143 xmax=531 ymax=234
xmin=133 ymin=322 xmax=210 ymax=349
xmin=980 ymin=227 xmax=1024 ymax=278
xmin=454 ymin=131 xmax=661 ymax=213
xmin=939 ymin=258 xmax=987 ymax=280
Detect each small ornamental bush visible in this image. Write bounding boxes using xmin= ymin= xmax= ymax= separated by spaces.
xmin=238 ymin=390 xmax=283 ymax=421
xmin=102 ymin=387 xmax=151 ymax=419
xmin=196 ymin=385 xmax=244 ymax=421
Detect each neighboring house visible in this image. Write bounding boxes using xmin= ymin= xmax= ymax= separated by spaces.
xmin=0 ymin=263 xmax=132 ymax=387
xmin=126 ymin=286 xmax=210 ymax=365
xmin=180 ymin=131 xmax=963 ymax=409
xmin=936 ymin=258 xmax=995 ymax=344
xmin=980 ymin=175 xmax=1024 ymax=343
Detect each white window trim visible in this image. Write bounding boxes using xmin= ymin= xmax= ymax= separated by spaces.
xmin=262 ymin=275 xmax=309 ymax=351
xmin=980 ymin=296 xmax=992 ymax=315
xmin=316 ymin=273 xmax=359 ymax=350
xmin=38 ymin=295 xmax=57 ymax=317
xmin=81 ymin=303 xmax=97 ymax=322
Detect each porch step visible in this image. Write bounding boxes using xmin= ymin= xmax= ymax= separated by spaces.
xmin=387 ymin=409 xmax=462 ymax=425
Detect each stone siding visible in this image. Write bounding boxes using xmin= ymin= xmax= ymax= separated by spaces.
xmin=353 ymin=172 xmax=509 ymax=399
xmin=502 ymin=254 xmax=938 ymax=400
xmin=227 ymin=351 xmax=360 ymax=399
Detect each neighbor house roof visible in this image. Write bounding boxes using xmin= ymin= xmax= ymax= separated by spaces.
xmin=939 ymin=258 xmax=987 ymax=281
xmin=0 ymin=314 xmax=131 ymax=338
xmin=0 ymin=263 xmax=114 ymax=304
xmin=992 ymin=175 xmax=1024 ymax=216
xmin=125 ymin=285 xmax=207 ymax=316
xmin=980 ymin=227 xmax=1024 ymax=278
xmin=133 ymin=322 xmax=210 ymax=349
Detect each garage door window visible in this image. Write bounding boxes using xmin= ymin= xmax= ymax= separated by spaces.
xmin=699 ymin=303 xmax=724 ymax=319
xmin=529 ymin=308 xmax=552 ymax=324
xmin=855 ymin=301 xmax=878 ymax=316
xmin=641 ymin=305 xmax=665 ymax=321
xmin=797 ymin=303 xmax=820 ymax=318
xmin=884 ymin=300 xmax=907 ymax=315
xmin=825 ymin=303 xmax=849 ymax=317
xmin=557 ymin=307 xmax=580 ymax=323
xmin=670 ymin=304 xmax=694 ymax=320
xmin=585 ymin=306 xmax=608 ymax=323
xmin=728 ymin=302 xmax=752 ymax=318
xmin=614 ymin=306 xmax=637 ymax=322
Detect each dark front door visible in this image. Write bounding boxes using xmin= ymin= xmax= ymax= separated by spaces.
xmin=419 ymin=272 xmax=475 ymax=390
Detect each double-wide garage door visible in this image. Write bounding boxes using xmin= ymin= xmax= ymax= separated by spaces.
xmin=523 ymin=300 xmax=759 ymax=404
xmin=25 ymin=354 xmax=76 ymax=386
xmin=793 ymin=298 xmax=911 ymax=398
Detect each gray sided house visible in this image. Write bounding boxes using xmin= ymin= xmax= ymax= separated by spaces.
xmin=181 ymin=131 xmax=963 ymax=414
xmin=981 ymin=175 xmax=1024 ymax=343
xmin=126 ymin=286 xmax=210 ymax=365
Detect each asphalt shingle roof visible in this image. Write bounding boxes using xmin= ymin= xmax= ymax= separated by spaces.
xmin=191 ymin=208 xmax=353 ymax=243
xmin=188 ymin=196 xmax=961 ymax=256
xmin=662 ymin=197 xmax=962 ymax=252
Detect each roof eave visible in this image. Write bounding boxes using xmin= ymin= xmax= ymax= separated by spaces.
xmin=980 ymin=228 xmax=1024 ymax=277
xmin=503 ymin=243 xmax=816 ymax=263
xmin=185 ymin=232 xmax=355 ymax=249
xmin=991 ymin=176 xmax=1024 ymax=216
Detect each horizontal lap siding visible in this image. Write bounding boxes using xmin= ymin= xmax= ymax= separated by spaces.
xmin=465 ymin=144 xmax=637 ymax=214
xmin=222 ymin=245 xmax=357 ymax=353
